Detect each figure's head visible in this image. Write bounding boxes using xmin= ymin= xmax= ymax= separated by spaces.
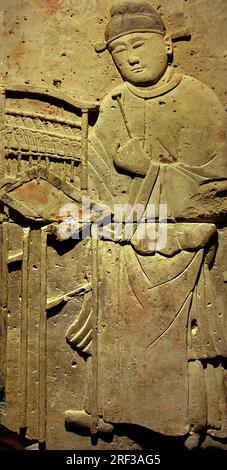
xmin=104 ymin=0 xmax=172 ymax=86
xmin=109 ymin=31 xmax=171 ymax=85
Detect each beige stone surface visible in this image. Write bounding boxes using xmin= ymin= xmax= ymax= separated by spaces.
xmin=0 ymin=0 xmax=227 ymax=451
xmin=0 ymin=0 xmax=226 ymax=107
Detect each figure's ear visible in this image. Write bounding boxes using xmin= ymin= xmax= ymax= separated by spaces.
xmin=94 ymin=42 xmax=107 ymax=53
xmin=164 ymin=35 xmax=173 ymax=62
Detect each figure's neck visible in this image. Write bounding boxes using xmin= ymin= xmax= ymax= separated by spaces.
xmin=129 ymin=67 xmax=173 ymax=91
xmin=125 ymin=67 xmax=182 ymax=99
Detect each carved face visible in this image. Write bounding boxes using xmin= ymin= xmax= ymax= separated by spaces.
xmin=109 ymin=32 xmax=169 ymax=86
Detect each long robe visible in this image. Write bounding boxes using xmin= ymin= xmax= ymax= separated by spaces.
xmin=68 ymin=69 xmax=227 ymax=436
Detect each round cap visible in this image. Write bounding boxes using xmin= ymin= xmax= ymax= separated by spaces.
xmin=105 ymin=0 xmax=166 ymax=46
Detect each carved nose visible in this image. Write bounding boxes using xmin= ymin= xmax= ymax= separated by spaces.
xmin=128 ymin=53 xmax=139 ymax=65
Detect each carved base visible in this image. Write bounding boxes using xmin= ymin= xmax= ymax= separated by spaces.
xmin=184 ymin=433 xmax=201 ymax=450
xmin=208 ymin=428 xmax=227 ymax=439
xmin=65 ymin=410 xmax=114 ymax=434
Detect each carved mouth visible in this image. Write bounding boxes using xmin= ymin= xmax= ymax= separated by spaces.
xmin=131 ymin=67 xmax=144 ymax=73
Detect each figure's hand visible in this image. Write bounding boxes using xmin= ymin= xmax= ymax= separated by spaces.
xmin=66 ymin=292 xmax=93 ymax=356
xmin=114 ymin=137 xmax=150 ymax=177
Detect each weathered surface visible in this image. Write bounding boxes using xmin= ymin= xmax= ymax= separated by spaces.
xmin=0 ymin=0 xmax=227 ymax=451
xmin=1 ymin=0 xmax=227 ymax=107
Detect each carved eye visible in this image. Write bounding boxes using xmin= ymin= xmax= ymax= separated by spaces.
xmin=132 ymin=41 xmax=144 ymax=49
xmin=113 ymin=46 xmax=127 ymax=54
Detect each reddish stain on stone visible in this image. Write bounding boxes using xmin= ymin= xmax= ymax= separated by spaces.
xmin=38 ymin=102 xmax=56 ymax=115
xmin=159 ymin=155 xmax=177 ymax=164
xmin=29 ymin=99 xmax=58 ymax=116
xmin=218 ymin=128 xmax=226 ymax=140
xmin=37 ymin=0 xmax=63 ymax=15
xmin=11 ymin=40 xmax=25 ymax=61
xmin=15 ymin=181 xmax=47 ymax=205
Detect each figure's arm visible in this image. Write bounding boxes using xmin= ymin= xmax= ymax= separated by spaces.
xmin=178 ymin=77 xmax=227 ymax=180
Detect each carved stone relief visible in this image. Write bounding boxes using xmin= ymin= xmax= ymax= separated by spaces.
xmin=0 ymin=0 xmax=227 ymax=451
